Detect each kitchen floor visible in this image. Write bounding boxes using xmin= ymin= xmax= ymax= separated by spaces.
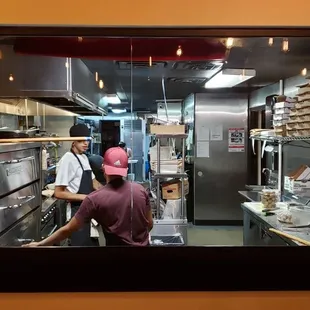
xmin=187 ymin=224 xmax=243 ymax=246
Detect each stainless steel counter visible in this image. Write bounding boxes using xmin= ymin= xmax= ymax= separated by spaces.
xmin=238 ymin=191 xmax=261 ymax=202
xmin=241 ymin=203 xmax=310 ymax=245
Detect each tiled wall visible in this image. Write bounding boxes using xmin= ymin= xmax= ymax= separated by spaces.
xmin=44 ymin=116 xmax=75 ymax=157
xmin=0 ymin=113 xmax=19 ymax=129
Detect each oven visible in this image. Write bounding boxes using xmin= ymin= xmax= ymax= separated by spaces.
xmin=41 ymin=198 xmax=61 ymax=245
xmin=0 ymin=142 xmax=41 ymax=245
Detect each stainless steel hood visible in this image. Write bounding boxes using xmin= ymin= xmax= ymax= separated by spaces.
xmin=0 ymin=45 xmax=107 ymax=116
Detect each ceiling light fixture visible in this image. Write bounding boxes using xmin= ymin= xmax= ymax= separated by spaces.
xmin=282 ymin=38 xmax=289 ymax=52
xmin=268 ymin=38 xmax=274 ymax=46
xmin=103 ymin=94 xmax=121 ymax=104
xmin=8 ymin=74 xmax=14 ymax=82
xmin=111 ymin=108 xmax=126 ymax=114
xmin=204 ymin=68 xmax=256 ymax=89
xmin=176 ymin=46 xmax=182 ymax=56
xmin=149 ymin=56 xmax=152 ymax=67
xmin=78 ymin=37 xmax=83 ymax=42
xmin=99 ymin=80 xmax=104 ymax=89
xmin=226 ymin=38 xmax=234 ymax=49
xmin=95 ymin=72 xmax=99 ymax=82
xmin=301 ymin=68 xmax=307 ymax=76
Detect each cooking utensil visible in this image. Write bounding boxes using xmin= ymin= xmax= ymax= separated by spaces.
xmin=269 ymin=228 xmax=310 ymax=246
xmin=0 ymin=136 xmax=92 ymax=143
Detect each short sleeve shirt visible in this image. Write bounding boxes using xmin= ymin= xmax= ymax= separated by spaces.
xmin=55 ymin=152 xmax=95 ymax=193
xmin=75 ymin=179 xmax=151 ymax=246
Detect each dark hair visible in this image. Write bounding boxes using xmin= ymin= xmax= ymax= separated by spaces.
xmin=118 ymin=141 xmax=126 ymax=148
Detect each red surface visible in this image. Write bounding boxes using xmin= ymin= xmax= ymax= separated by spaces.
xmin=14 ymin=37 xmax=227 ymax=61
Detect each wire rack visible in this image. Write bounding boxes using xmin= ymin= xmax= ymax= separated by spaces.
xmin=250 ymin=135 xmax=310 ymax=143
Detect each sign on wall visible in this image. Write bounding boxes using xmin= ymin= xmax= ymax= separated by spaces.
xmin=228 ymin=127 xmax=245 ymax=152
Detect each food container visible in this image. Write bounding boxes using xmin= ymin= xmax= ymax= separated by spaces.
xmin=261 ymin=189 xmax=278 ymax=209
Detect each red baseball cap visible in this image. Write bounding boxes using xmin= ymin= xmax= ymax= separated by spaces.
xmin=103 ymin=147 xmax=128 ymax=177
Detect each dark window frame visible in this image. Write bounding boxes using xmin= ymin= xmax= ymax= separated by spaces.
xmin=1 ymin=25 xmax=310 ymax=292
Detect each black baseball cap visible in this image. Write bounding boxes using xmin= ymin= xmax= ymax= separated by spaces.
xmin=69 ymin=124 xmax=90 ymax=137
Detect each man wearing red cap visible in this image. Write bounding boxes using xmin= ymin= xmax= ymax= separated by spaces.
xmin=23 ymin=146 xmax=153 ymax=247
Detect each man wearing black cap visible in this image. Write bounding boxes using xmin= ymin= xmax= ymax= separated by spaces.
xmin=54 ymin=123 xmax=102 ymax=246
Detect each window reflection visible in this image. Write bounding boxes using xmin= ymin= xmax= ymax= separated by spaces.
xmin=1 ymin=36 xmax=310 ymax=247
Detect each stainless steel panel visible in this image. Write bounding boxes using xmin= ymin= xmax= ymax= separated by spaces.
xmin=249 ymin=82 xmax=280 ymax=109
xmin=0 ymin=146 xmax=40 ymax=197
xmin=194 ymin=93 xmax=248 ymax=222
xmin=157 ymin=101 xmax=182 ymax=123
xmin=0 ymin=182 xmax=40 ymax=233
xmin=71 ymin=58 xmax=102 ymax=107
xmin=0 ymin=207 xmax=41 ymax=246
xmin=0 ymin=45 xmax=68 ymax=97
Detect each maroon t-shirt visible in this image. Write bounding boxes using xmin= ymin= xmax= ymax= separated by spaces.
xmin=75 ymin=179 xmax=151 ymax=246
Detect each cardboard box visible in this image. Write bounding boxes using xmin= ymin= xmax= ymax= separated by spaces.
xmin=162 ymin=179 xmax=189 ymax=200
xmin=284 ymin=176 xmax=310 ymax=193
xmin=150 ymin=124 xmax=185 ymax=135
xmin=287 ymin=165 xmax=310 ymax=181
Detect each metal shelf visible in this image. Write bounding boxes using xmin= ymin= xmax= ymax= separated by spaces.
xmin=153 ymin=172 xmax=187 ymax=179
xmin=250 ymin=135 xmax=310 ymax=143
xmin=152 ymin=134 xmax=188 ymax=139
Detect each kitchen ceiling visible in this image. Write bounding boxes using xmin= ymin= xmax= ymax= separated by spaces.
xmin=2 ymin=36 xmax=310 ymax=113
xmin=82 ymin=37 xmax=310 ymax=112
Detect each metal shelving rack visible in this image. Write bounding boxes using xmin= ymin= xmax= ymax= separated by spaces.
xmin=250 ymin=134 xmax=310 ymax=194
xmin=151 ymin=133 xmax=188 ymax=245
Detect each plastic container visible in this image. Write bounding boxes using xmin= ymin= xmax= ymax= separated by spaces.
xmin=261 ymin=189 xmax=278 ymax=209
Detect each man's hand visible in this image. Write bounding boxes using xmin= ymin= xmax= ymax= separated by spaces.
xmin=22 ymin=242 xmax=41 ymax=247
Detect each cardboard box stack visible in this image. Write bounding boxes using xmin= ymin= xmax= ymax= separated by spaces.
xmin=284 ymin=164 xmax=310 ymax=193
xmin=286 ymin=80 xmax=310 ymax=137
xmin=273 ymin=95 xmax=296 ymax=137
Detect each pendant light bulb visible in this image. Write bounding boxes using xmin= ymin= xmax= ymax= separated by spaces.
xmin=95 ymin=72 xmax=99 ymax=82
xmin=149 ymin=56 xmax=152 ymax=67
xmin=9 ymin=74 xmax=14 ymax=82
xmin=268 ymin=38 xmax=274 ymax=46
xmin=282 ymin=38 xmax=289 ymax=53
xmin=99 ymin=80 xmax=104 ymax=89
xmin=301 ymin=68 xmax=307 ymax=76
xmin=176 ymin=46 xmax=182 ymax=57
xmin=226 ymin=38 xmax=234 ymax=49
xmin=78 ymin=36 xmax=83 ymax=42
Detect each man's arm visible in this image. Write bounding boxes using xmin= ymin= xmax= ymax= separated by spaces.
xmin=145 ymin=191 xmax=153 ymax=231
xmin=54 ymin=186 xmax=86 ymax=201
xmin=147 ymin=209 xmax=153 ymax=231
xmin=128 ymin=148 xmax=133 ymax=159
xmin=22 ymin=197 xmax=95 ymax=247
xmin=23 ymin=217 xmax=83 ymax=247
xmin=92 ymin=179 xmax=103 ymax=190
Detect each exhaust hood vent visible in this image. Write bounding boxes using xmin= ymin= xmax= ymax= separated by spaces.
xmin=167 ymin=77 xmax=207 ymax=84
xmin=172 ymin=61 xmax=223 ymax=71
xmin=116 ymin=61 xmax=167 ymax=70
xmin=0 ymin=46 xmax=107 ymax=116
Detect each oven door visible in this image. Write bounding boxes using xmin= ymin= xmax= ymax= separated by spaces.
xmin=0 ymin=182 xmax=40 ymax=233
xmin=0 ymin=148 xmax=40 ymax=197
xmin=0 ymin=207 xmax=41 ymax=246
xmin=41 ymin=211 xmax=59 ymax=244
